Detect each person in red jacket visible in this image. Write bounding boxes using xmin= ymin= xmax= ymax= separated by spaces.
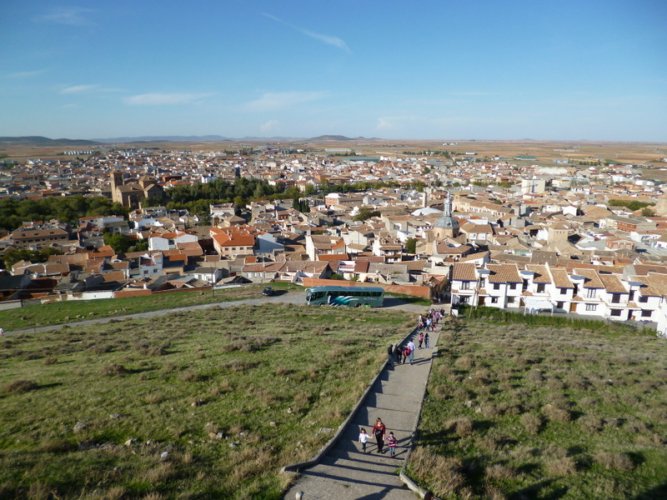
xmin=372 ymin=417 xmax=386 ymax=453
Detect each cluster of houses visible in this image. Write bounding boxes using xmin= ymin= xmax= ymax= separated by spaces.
xmin=1 ymin=150 xmax=667 ymax=337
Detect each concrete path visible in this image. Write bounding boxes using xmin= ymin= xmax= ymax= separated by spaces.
xmin=285 ymin=326 xmax=440 ymax=500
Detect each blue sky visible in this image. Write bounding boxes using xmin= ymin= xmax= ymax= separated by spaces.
xmin=1 ymin=0 xmax=666 ymax=140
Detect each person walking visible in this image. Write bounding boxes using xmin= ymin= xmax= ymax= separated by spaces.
xmin=424 ymin=331 xmax=430 ymax=349
xmin=386 ymin=431 xmax=398 ymax=457
xmin=402 ymin=345 xmax=410 ymax=364
xmin=418 ymin=331 xmax=424 ymax=349
xmin=407 ymin=339 xmax=416 ymax=365
xmin=358 ymin=428 xmax=369 ymax=453
xmin=373 ymin=418 xmax=386 ymax=453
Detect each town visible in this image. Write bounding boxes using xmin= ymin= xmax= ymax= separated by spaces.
xmin=1 ymin=140 xmax=666 ymax=337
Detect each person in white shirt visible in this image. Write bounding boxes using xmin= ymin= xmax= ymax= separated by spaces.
xmin=407 ymin=339 xmax=416 ymax=364
xmin=358 ymin=428 xmax=369 ymax=453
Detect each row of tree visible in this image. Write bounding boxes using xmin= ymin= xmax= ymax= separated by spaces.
xmin=0 ymin=196 xmax=127 ymax=232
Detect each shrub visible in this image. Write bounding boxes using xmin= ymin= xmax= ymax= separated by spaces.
xmin=542 ymin=403 xmax=571 ymax=423
xmin=594 ymin=451 xmax=635 ymax=471
xmin=409 ymin=447 xmax=465 ymax=498
xmin=454 ymin=355 xmax=473 ymax=371
xmin=545 ymin=455 xmax=577 ymax=476
xmin=3 ymin=379 xmax=39 ymax=393
xmin=520 ymin=413 xmax=543 ymax=434
xmin=102 ymin=364 xmax=128 ymax=376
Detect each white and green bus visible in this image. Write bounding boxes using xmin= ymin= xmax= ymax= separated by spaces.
xmin=305 ymin=286 xmax=384 ymax=307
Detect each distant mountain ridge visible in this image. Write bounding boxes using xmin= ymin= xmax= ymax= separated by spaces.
xmin=0 ymin=136 xmax=100 ymax=146
xmin=95 ymin=135 xmax=229 ymax=143
xmin=0 ymin=134 xmax=381 ymax=147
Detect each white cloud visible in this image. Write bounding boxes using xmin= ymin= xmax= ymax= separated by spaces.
xmin=376 ymin=118 xmax=394 ymax=130
xmin=37 ymin=7 xmax=94 ymax=26
xmin=300 ymin=29 xmax=350 ymax=52
xmin=247 ymin=91 xmax=328 ymax=111
xmin=60 ymin=84 xmax=99 ymax=94
xmin=124 ymin=92 xmax=212 ymax=106
xmin=7 ymin=69 xmax=46 ymax=79
xmin=262 ymin=13 xmax=350 ymax=52
xmin=260 ymin=120 xmax=279 ymax=133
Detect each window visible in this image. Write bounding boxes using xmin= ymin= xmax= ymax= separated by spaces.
xmin=461 ymin=281 xmax=470 ymax=290
xmin=491 ymin=297 xmax=498 ymax=304
xmin=585 ymin=304 xmax=597 ymax=312
xmin=493 ymin=283 xmax=501 ymax=290
xmin=537 ymin=284 xmax=546 ymax=293
xmin=586 ymin=288 xmax=596 ymax=299
xmin=641 ymin=309 xmax=652 ymax=318
xmin=509 ymin=283 xmax=517 ymax=290
xmin=610 ymin=309 xmax=622 ymax=317
xmin=639 ymin=295 xmax=648 ymax=303
xmin=522 ymin=279 xmax=528 ymax=291
xmin=556 ymin=301 xmax=564 ymax=309
xmin=508 ymin=296 xmax=515 ymax=304
xmin=611 ymin=294 xmax=620 ymax=304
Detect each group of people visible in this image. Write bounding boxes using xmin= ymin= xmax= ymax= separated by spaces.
xmin=358 ymin=418 xmax=398 ymax=457
xmin=388 ymin=338 xmax=417 ymax=365
xmin=417 ymin=308 xmax=445 ymax=332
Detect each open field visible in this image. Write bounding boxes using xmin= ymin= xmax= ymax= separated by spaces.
xmin=3 ymin=139 xmax=666 ymax=167
xmin=0 ymin=303 xmax=413 ymax=498
xmin=0 ymin=283 xmax=301 ymax=331
xmin=408 ymin=317 xmax=667 ymax=499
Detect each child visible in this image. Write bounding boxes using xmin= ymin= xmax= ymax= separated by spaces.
xmin=359 ymin=428 xmax=369 ymax=453
xmin=386 ymin=431 xmax=397 ymax=457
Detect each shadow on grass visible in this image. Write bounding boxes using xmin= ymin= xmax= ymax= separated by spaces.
xmin=509 ymin=479 xmax=568 ymax=500
xmin=634 ymin=482 xmax=667 ymax=500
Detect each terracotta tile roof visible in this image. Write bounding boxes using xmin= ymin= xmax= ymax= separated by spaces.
xmin=487 ymin=264 xmax=522 ymax=283
xmin=574 ymin=268 xmax=604 ymax=288
xmin=633 ymin=264 xmax=667 ymax=276
xmin=550 ymin=268 xmax=574 ymax=289
xmin=598 ymin=273 xmax=627 ymax=294
xmin=319 ymin=253 xmax=350 ymax=262
xmin=451 ymin=263 xmax=477 ymax=281
xmin=354 ymin=260 xmax=370 ymax=273
xmin=639 ymin=273 xmax=667 ymax=296
xmin=525 ymin=264 xmax=551 ymax=284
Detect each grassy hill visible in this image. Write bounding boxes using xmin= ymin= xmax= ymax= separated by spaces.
xmin=0 ymin=303 xmax=413 ymax=498
xmin=409 ymin=317 xmax=667 ymax=499
xmin=0 ymin=284 xmax=290 ymax=331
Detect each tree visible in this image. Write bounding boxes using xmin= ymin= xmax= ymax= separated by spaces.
xmin=641 ymin=207 xmax=656 ymax=217
xmin=353 ymin=207 xmax=381 ymax=222
xmin=405 ymin=238 xmax=417 ymax=254
xmin=103 ymin=232 xmax=135 ymax=253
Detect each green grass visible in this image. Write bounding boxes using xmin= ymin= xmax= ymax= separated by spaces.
xmin=408 ymin=318 xmax=667 ymax=499
xmin=0 ymin=303 xmax=413 ymax=499
xmin=0 ymin=284 xmax=301 ymax=331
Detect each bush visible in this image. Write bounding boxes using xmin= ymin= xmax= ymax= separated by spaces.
xmin=594 ymin=451 xmax=635 ymax=471
xmin=101 ymin=364 xmax=128 ymax=376
xmin=3 ymin=379 xmax=39 ymax=393
xmin=520 ymin=413 xmax=543 ymax=434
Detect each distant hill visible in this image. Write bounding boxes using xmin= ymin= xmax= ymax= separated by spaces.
xmin=0 ymin=136 xmax=100 ymax=147
xmin=306 ymin=135 xmax=355 ymax=142
xmin=96 ymin=135 xmax=229 ymax=143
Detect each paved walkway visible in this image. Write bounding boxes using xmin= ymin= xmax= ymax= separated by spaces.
xmin=285 ymin=327 xmax=440 ymax=500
